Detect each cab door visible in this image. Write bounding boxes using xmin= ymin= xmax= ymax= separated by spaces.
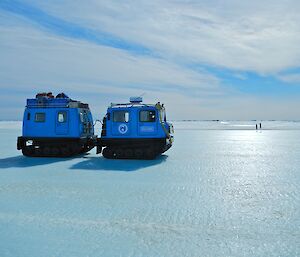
xmin=55 ymin=110 xmax=69 ymax=135
xmin=138 ymin=109 xmax=158 ymax=136
xmin=111 ymin=110 xmax=130 ymax=136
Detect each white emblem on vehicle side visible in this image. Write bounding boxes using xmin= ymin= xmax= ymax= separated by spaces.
xmin=118 ymin=124 xmax=128 ymax=134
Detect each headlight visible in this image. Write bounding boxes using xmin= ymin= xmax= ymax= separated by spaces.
xmin=26 ymin=140 xmax=33 ymax=146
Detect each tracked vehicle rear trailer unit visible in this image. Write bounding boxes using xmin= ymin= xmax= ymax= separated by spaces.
xmin=17 ymin=92 xmax=96 ymax=157
xmin=98 ymin=97 xmax=174 ymax=159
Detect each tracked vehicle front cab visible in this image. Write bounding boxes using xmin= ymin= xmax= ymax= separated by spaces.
xmin=100 ymin=97 xmax=174 ymax=159
xmin=17 ymin=92 xmax=96 ymax=157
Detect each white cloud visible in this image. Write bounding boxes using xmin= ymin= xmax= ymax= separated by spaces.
xmin=25 ymin=0 xmax=300 ymax=74
xmin=0 ymin=18 xmax=226 ymax=119
xmin=1 ymin=2 xmax=300 ymax=120
xmin=277 ymin=73 xmax=300 ymax=84
xmin=0 ymin=20 xmax=221 ymax=91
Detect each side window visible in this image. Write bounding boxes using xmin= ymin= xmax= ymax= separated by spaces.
xmin=140 ymin=110 xmax=156 ymax=122
xmin=35 ymin=113 xmax=45 ymax=122
xmin=27 ymin=113 xmax=31 ymax=120
xmin=83 ymin=110 xmax=88 ymax=122
xmin=79 ymin=112 xmax=84 ymax=123
xmin=58 ymin=111 xmax=67 ymax=123
xmin=113 ymin=111 xmax=129 ymax=122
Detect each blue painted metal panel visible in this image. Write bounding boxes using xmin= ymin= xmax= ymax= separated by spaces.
xmin=111 ymin=108 xmax=131 ymax=137
xmin=102 ymin=104 xmax=170 ymax=139
xmin=138 ymin=108 xmax=158 ymax=136
xmin=55 ymin=110 xmax=69 ymax=135
xmin=22 ymin=95 xmax=94 ymax=139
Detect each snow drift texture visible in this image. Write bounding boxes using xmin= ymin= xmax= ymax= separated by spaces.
xmin=0 ymin=121 xmax=299 ymax=257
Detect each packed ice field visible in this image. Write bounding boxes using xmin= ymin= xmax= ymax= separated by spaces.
xmin=0 ymin=121 xmax=299 ymax=257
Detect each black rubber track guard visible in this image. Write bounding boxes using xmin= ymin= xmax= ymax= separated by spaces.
xmin=99 ymin=138 xmax=170 ymax=160
xmin=17 ymin=136 xmax=96 ymax=157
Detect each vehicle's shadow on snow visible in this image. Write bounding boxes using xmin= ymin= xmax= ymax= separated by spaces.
xmin=0 ymin=154 xmax=88 ymax=169
xmin=70 ymin=155 xmax=168 ymax=172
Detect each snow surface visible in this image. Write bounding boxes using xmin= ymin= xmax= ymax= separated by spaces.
xmin=0 ymin=121 xmax=299 ymax=257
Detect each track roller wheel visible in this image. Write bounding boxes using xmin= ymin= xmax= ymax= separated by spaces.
xmin=61 ymin=147 xmax=71 ymax=157
xmin=134 ymin=148 xmax=144 ymax=159
xmin=43 ymin=147 xmax=51 ymax=156
xmin=145 ymin=148 xmax=155 ymax=159
xmin=70 ymin=143 xmax=80 ymax=155
xmin=51 ymin=147 xmax=59 ymax=156
xmin=22 ymin=147 xmax=33 ymax=157
xmin=34 ymin=147 xmax=42 ymax=156
xmin=124 ymin=148 xmax=133 ymax=159
xmin=80 ymin=146 xmax=89 ymax=154
xmin=102 ymin=147 xmax=113 ymax=159
xmin=115 ymin=148 xmax=124 ymax=158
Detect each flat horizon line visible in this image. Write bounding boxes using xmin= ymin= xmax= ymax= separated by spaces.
xmin=1 ymin=119 xmax=300 ymax=122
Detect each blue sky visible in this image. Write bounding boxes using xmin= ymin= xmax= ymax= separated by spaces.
xmin=0 ymin=0 xmax=300 ymax=120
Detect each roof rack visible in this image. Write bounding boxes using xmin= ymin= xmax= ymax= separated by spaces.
xmin=26 ymin=92 xmax=89 ymax=108
xmin=110 ymin=102 xmax=155 ymax=108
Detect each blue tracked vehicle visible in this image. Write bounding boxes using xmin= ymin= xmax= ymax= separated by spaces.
xmin=17 ymin=92 xmax=96 ymax=157
xmin=98 ymin=97 xmax=174 ymax=159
